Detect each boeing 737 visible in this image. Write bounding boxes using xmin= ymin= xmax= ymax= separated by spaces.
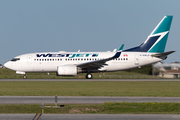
xmin=4 ymin=16 xmax=175 ymax=79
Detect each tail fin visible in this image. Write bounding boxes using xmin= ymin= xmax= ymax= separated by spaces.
xmin=118 ymin=44 xmax=124 ymax=51
xmin=124 ymin=16 xmax=173 ymax=53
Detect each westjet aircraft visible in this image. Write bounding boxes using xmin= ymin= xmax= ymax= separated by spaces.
xmin=4 ymin=16 xmax=175 ymax=79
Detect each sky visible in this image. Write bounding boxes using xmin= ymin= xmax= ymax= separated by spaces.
xmin=0 ymin=0 xmax=180 ymax=64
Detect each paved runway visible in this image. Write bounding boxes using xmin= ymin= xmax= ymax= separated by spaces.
xmin=1 ymin=114 xmax=180 ymax=120
xmin=0 ymin=79 xmax=179 ymax=119
xmin=0 ymin=78 xmax=180 ymax=81
xmin=1 ymin=96 xmax=180 ymax=104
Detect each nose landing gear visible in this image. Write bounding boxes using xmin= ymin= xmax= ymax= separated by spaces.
xmin=23 ymin=75 xmax=27 ymax=79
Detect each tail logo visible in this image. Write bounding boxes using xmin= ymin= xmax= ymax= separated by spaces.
xmin=148 ymin=31 xmax=169 ymax=53
xmin=123 ymin=15 xmax=173 ymax=53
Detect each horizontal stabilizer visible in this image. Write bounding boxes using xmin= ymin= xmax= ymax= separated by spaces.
xmin=151 ymin=51 xmax=175 ymax=57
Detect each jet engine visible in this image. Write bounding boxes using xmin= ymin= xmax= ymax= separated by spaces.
xmin=57 ymin=65 xmax=82 ymax=76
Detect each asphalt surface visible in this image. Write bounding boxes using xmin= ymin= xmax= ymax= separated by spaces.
xmin=0 ymin=79 xmax=180 ymax=81
xmin=1 ymin=114 xmax=180 ymax=120
xmin=1 ymin=96 xmax=180 ymax=104
xmin=1 ymin=79 xmax=179 ymax=119
xmin=0 ymin=79 xmax=180 ymax=104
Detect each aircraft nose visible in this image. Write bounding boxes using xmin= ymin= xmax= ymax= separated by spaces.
xmin=4 ymin=61 xmax=11 ymax=69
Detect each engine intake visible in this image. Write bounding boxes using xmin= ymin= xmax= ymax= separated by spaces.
xmin=57 ymin=65 xmax=81 ymax=76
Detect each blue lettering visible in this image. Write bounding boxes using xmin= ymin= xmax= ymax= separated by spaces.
xmin=85 ymin=54 xmax=91 ymax=57
xmin=57 ymin=54 xmax=65 ymax=57
xmin=69 ymin=54 xmax=76 ymax=58
xmin=36 ymin=53 xmax=99 ymax=58
xmin=37 ymin=54 xmax=43 ymax=57
xmin=92 ymin=54 xmax=98 ymax=57
xmin=66 ymin=54 xmax=71 ymax=57
xmin=37 ymin=54 xmax=52 ymax=57
xmin=76 ymin=54 xmax=84 ymax=57
xmin=51 ymin=54 xmax=57 ymax=57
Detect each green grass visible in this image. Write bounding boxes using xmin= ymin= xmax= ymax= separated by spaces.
xmin=0 ymin=68 xmax=159 ymax=79
xmin=0 ymin=81 xmax=180 ymax=96
xmin=1 ymin=102 xmax=180 ymax=114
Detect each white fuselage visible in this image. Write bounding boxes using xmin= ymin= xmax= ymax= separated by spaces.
xmin=3 ymin=16 xmax=173 ymax=79
xmin=4 ymin=51 xmax=164 ymax=73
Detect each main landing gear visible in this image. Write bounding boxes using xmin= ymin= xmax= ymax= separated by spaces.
xmin=23 ymin=75 xmax=27 ymax=79
xmin=86 ymin=73 xmax=93 ymax=79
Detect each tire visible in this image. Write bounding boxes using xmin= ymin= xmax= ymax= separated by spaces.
xmin=86 ymin=73 xmax=93 ymax=79
xmin=23 ymin=75 xmax=27 ymax=79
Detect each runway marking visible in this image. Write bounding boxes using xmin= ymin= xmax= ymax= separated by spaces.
xmin=32 ymin=113 xmax=42 ymax=120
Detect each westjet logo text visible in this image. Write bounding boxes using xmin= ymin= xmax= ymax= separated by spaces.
xmin=36 ymin=53 xmax=99 ymax=58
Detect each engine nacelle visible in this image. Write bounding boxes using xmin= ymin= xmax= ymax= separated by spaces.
xmin=57 ymin=65 xmax=77 ymax=76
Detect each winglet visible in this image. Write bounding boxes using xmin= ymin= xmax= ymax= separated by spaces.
xmin=118 ymin=44 xmax=124 ymax=51
xmin=112 ymin=44 xmax=124 ymax=59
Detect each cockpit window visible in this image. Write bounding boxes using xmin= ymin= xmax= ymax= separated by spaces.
xmin=11 ymin=58 xmax=20 ymax=61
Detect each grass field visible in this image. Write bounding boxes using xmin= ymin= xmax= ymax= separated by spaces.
xmin=0 ymin=81 xmax=180 ymax=96
xmin=1 ymin=102 xmax=180 ymax=114
xmin=1 ymin=68 xmax=179 ymax=114
xmin=0 ymin=68 xmax=159 ymax=79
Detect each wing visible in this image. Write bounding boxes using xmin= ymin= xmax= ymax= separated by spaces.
xmin=77 ymin=44 xmax=124 ymax=71
xmin=77 ymin=51 xmax=121 ymax=70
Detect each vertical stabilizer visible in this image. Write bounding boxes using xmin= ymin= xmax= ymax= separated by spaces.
xmin=124 ymin=16 xmax=173 ymax=53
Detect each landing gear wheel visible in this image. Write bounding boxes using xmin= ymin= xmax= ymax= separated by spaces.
xmin=23 ymin=75 xmax=27 ymax=79
xmin=86 ymin=73 xmax=93 ymax=79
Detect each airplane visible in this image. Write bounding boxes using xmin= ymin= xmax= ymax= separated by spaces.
xmin=4 ymin=15 xmax=175 ymax=79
